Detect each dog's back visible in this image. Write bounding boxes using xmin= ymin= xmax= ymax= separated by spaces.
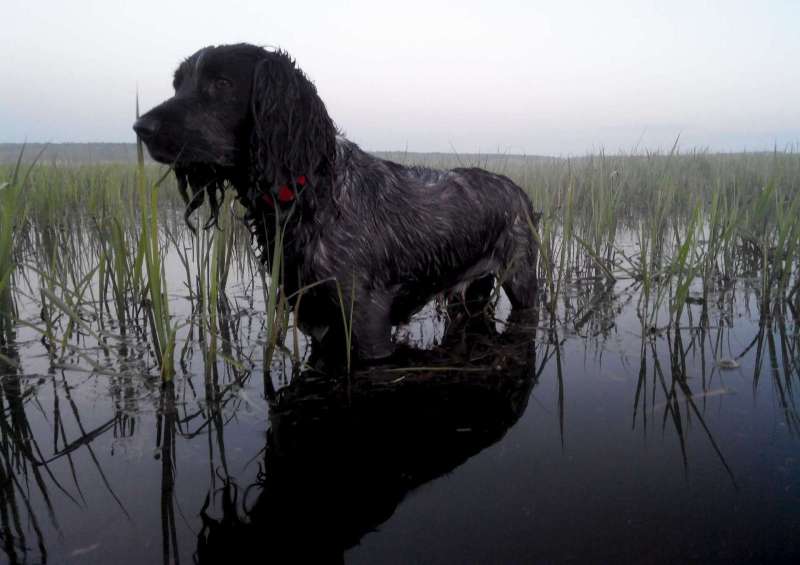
xmin=293 ymin=139 xmax=538 ymax=357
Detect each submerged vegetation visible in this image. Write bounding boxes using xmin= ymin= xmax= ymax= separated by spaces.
xmin=0 ymin=145 xmax=798 ymax=562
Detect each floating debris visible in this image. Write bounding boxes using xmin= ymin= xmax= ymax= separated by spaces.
xmin=717 ymin=358 xmax=741 ymax=370
xmin=70 ymin=543 xmax=101 ymax=557
xmin=652 ymin=387 xmax=735 ymax=411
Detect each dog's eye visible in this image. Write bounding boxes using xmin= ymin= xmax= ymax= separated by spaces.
xmin=214 ymin=78 xmax=232 ymax=90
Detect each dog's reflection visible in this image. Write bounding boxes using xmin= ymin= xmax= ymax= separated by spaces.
xmin=196 ymin=312 xmax=539 ymax=564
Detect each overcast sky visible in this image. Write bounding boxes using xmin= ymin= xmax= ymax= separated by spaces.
xmin=1 ymin=0 xmax=798 ymax=155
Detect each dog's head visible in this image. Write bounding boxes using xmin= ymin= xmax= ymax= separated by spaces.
xmin=133 ymin=44 xmax=336 ymax=223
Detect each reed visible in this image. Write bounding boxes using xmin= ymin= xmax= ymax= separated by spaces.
xmin=135 ymin=110 xmax=178 ymax=381
xmin=0 ymin=146 xmax=45 ymax=344
xmin=0 ymin=144 xmax=797 ymax=382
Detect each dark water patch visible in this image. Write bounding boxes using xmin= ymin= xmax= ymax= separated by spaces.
xmin=0 ymin=279 xmax=798 ymax=564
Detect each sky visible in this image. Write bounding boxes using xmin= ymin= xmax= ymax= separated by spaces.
xmin=1 ymin=0 xmax=799 ymax=155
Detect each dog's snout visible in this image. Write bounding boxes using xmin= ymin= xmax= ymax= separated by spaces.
xmin=133 ymin=115 xmax=161 ymax=140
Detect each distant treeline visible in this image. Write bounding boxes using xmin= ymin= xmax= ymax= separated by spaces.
xmin=0 ymin=143 xmax=150 ymax=165
xmin=0 ymin=142 xmax=553 ymax=167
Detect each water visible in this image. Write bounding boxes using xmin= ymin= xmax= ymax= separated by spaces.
xmin=1 ymin=263 xmax=799 ymax=564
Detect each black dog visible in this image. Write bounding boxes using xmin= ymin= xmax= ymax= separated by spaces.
xmin=133 ymin=43 xmax=538 ymax=360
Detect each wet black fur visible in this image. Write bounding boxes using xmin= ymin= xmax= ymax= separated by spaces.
xmin=133 ymin=43 xmax=539 ymax=360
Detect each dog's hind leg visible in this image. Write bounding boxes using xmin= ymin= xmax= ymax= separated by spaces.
xmin=502 ymin=265 xmax=538 ymax=309
xmin=501 ymin=221 xmax=539 ymax=309
xmin=351 ymin=291 xmax=395 ymax=360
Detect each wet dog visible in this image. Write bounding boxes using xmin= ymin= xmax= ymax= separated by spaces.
xmin=133 ymin=43 xmax=538 ymax=360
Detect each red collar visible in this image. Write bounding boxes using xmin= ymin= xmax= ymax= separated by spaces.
xmin=261 ymin=175 xmax=307 ymax=208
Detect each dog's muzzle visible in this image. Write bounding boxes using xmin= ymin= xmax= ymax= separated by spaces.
xmin=133 ymin=116 xmax=161 ymax=141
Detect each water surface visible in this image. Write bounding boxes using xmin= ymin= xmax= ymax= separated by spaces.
xmin=1 ymin=268 xmax=798 ymax=564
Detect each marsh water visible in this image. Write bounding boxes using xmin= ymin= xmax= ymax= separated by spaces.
xmin=2 ymin=150 xmax=800 ymax=564
xmin=1 ymin=255 xmax=799 ymax=565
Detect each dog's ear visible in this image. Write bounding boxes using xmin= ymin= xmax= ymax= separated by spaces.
xmin=250 ymin=51 xmax=336 ymax=192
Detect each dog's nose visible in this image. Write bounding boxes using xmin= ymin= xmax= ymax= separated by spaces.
xmin=133 ymin=116 xmax=161 ymax=140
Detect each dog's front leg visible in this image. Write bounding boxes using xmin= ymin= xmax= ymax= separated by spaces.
xmin=351 ymin=291 xmax=394 ymax=361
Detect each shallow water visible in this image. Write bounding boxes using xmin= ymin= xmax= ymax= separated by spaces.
xmin=0 ymin=263 xmax=799 ymax=564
